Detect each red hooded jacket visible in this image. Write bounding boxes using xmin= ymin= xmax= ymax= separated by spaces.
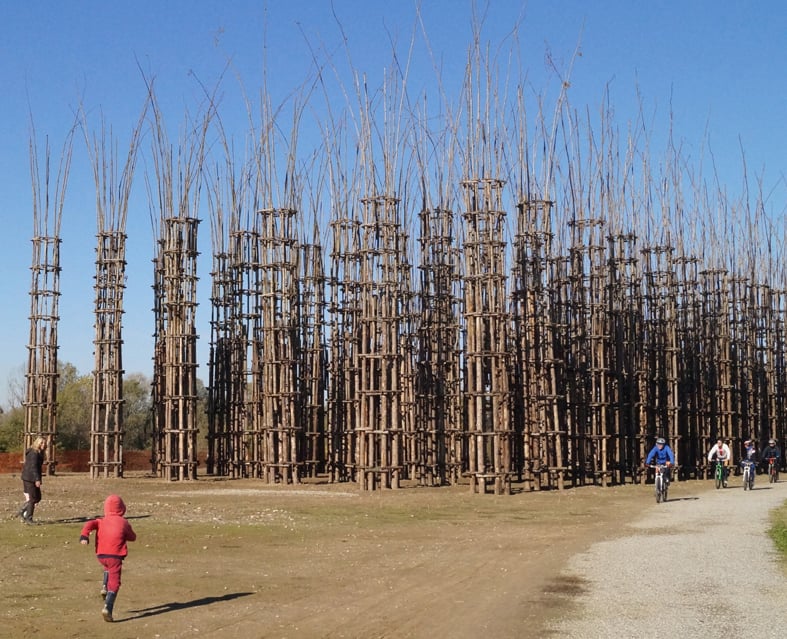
xmin=80 ymin=495 xmax=137 ymax=558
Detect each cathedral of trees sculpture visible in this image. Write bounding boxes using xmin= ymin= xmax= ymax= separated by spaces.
xmin=25 ymin=36 xmax=787 ymax=491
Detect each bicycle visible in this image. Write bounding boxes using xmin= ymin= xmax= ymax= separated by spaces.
xmin=766 ymin=457 xmax=779 ymax=483
xmin=650 ymin=464 xmax=669 ymax=503
xmin=742 ymin=460 xmax=755 ymax=491
xmin=713 ymin=460 xmax=727 ymax=489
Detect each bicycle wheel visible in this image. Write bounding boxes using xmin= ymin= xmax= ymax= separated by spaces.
xmin=655 ymin=475 xmax=662 ymax=503
xmin=743 ymin=467 xmax=749 ymax=490
xmin=715 ymin=467 xmax=722 ymax=489
xmin=770 ymin=466 xmax=776 ymax=484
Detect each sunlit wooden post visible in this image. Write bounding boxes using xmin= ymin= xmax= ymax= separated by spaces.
xmin=355 ymin=194 xmax=410 ymax=490
xmin=257 ymin=207 xmax=302 ymax=484
xmin=154 ymin=215 xmax=200 ymax=481
xmin=461 ymin=178 xmax=511 ymax=495
xmin=328 ymin=215 xmax=361 ymax=483
xmin=511 ymin=199 xmax=553 ymax=490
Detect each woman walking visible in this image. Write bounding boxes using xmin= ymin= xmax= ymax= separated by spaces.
xmin=18 ymin=436 xmax=46 ymax=524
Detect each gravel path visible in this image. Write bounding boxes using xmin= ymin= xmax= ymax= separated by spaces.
xmin=548 ymin=477 xmax=787 ymax=638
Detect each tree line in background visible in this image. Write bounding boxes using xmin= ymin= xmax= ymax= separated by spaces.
xmin=0 ymin=363 xmax=207 ymax=453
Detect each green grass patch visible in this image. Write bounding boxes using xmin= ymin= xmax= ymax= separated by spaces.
xmin=769 ymin=502 xmax=787 ymax=555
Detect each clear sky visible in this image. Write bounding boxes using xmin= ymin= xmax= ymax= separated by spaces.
xmin=1 ymin=1 xmax=785 ymax=409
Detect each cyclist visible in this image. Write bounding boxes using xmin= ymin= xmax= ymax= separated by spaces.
xmin=740 ymin=439 xmax=758 ymax=486
xmin=707 ymin=438 xmax=732 ymax=487
xmin=761 ymin=438 xmax=781 ymax=478
xmin=645 ymin=437 xmax=676 ymax=484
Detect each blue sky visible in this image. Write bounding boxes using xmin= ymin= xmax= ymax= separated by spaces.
xmin=1 ymin=1 xmax=785 ymax=408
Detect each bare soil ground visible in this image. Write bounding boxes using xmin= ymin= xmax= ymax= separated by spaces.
xmin=0 ymin=472 xmax=674 ymax=639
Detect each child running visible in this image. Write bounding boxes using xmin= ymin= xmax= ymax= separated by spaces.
xmin=80 ymin=494 xmax=137 ymax=622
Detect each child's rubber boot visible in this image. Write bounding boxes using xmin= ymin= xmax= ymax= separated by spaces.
xmin=18 ymin=501 xmax=30 ymax=523
xmin=102 ymin=591 xmax=116 ymax=622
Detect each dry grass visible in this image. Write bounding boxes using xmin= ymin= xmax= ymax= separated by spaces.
xmin=1 ymin=472 xmax=669 ymax=639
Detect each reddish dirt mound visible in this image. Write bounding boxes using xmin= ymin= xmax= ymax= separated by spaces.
xmin=0 ymin=450 xmax=164 ymax=473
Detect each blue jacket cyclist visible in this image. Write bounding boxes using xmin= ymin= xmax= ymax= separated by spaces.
xmin=645 ymin=437 xmax=676 ymax=483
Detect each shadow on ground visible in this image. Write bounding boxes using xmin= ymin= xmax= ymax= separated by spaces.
xmin=122 ymin=591 xmax=255 ymax=621
xmin=48 ymin=514 xmax=152 ymax=525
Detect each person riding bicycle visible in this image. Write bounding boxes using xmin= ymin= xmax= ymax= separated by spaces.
xmin=761 ymin=438 xmax=781 ymax=476
xmin=707 ymin=438 xmax=732 ymax=487
xmin=740 ymin=439 xmax=758 ymax=485
xmin=645 ymin=437 xmax=675 ymax=484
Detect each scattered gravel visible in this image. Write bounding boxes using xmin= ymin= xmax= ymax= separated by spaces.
xmin=548 ymin=478 xmax=787 ymax=638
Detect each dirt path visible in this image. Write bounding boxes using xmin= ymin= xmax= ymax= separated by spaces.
xmin=547 ymin=478 xmax=787 ymax=638
xmin=2 ymin=472 xmax=777 ymax=638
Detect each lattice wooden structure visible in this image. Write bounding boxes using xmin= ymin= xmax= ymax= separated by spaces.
xmin=606 ymin=232 xmax=642 ymax=484
xmin=24 ymin=133 xmax=72 ymax=474
xmin=567 ymin=217 xmax=612 ymax=486
xmin=256 ymin=207 xmax=302 ymax=483
xmin=206 ymin=248 xmax=236 ymax=476
xmin=85 ymin=116 xmax=143 ymax=479
xmin=90 ymin=230 xmax=127 ymax=478
xmin=299 ymin=234 xmax=328 ymax=478
xmin=201 ymin=170 xmax=787 ymax=490
xmin=327 ymin=213 xmax=361 ymax=482
xmin=639 ymin=245 xmax=680 ymax=469
xmin=355 ymin=194 xmax=411 ymax=490
xmin=461 ymin=178 xmax=512 ymax=495
xmin=232 ymin=227 xmax=262 ymax=478
xmin=152 ymin=216 xmax=200 ymax=480
xmin=511 ymin=199 xmax=554 ymax=490
xmin=25 ymin=233 xmax=61 ymax=473
xmin=147 ymin=93 xmax=210 ymax=481
xmin=22 ymin=30 xmax=787 ymax=502
xmin=415 ymin=205 xmax=463 ymax=486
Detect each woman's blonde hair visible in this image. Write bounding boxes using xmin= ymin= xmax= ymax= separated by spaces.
xmin=32 ymin=436 xmax=47 ymax=450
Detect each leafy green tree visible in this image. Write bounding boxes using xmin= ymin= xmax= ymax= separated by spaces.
xmin=56 ymin=367 xmax=92 ymax=450
xmin=2 ymin=361 xmax=207 ymax=454
xmin=0 ymin=361 xmax=91 ymax=452
xmin=5 ymin=363 xmax=26 ymax=409
xmin=0 ymin=406 xmax=24 ymax=453
xmin=123 ymin=373 xmax=153 ymax=450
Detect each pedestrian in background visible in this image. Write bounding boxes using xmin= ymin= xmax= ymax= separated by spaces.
xmin=17 ymin=436 xmax=46 ymax=524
